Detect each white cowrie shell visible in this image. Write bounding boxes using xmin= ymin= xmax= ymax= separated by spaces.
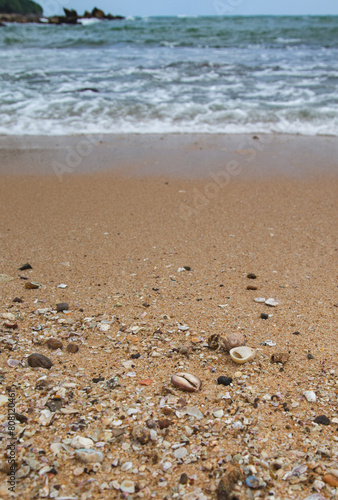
xmin=171 ymin=372 xmax=202 ymax=392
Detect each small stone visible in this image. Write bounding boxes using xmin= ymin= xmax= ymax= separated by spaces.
xmin=174 ymin=447 xmax=187 ymax=459
xmin=19 ymin=263 xmax=32 ymax=271
xmin=303 ymin=391 xmax=316 ymax=402
xmin=158 ymin=419 xmax=172 ymax=429
xmin=292 ymin=331 xmax=300 ymax=335
xmin=271 ymin=352 xmax=289 ymax=364
xmin=146 ymin=419 xmax=158 ymax=429
xmin=132 ymin=425 xmax=150 ymax=445
xmin=58 ymin=284 xmax=67 ymax=289
xmin=25 ymin=281 xmax=40 ymax=289
xmin=13 ymin=297 xmax=23 ymax=303
xmin=245 ymin=475 xmax=266 ymax=489
xmin=67 ymin=343 xmax=79 ymax=353
xmin=260 ymin=313 xmax=269 ymax=319
xmin=217 ymin=376 xmax=232 ymax=386
xmin=139 ymin=379 xmax=153 ymax=386
xmin=180 ymin=472 xmax=188 ymax=484
xmin=47 ymin=338 xmax=63 ymax=350
xmin=120 ymin=480 xmax=135 ymax=494
xmin=27 ymin=353 xmax=53 ymax=369
xmin=254 ymin=297 xmax=266 ymax=303
xmin=213 ymin=409 xmax=224 ymax=418
xmin=307 ymin=353 xmax=314 ymax=359
xmin=217 ymin=465 xmax=242 ymax=500
xmin=71 ymin=436 xmax=94 ymax=449
xmin=247 ymin=285 xmax=258 ymax=290
xmin=3 ymin=322 xmax=18 ymax=329
xmin=223 ymin=332 xmax=245 ymax=352
xmin=314 ymin=415 xmax=330 ymax=426
xmin=323 ymin=474 xmax=338 ymax=487
xmin=56 ymin=302 xmax=69 ymax=312
xmin=247 ymin=273 xmax=257 ymax=279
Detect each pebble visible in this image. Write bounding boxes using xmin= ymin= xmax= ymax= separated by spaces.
xmin=254 ymin=297 xmax=266 ymax=303
xmin=307 ymin=353 xmax=314 ymax=359
xmin=174 ymin=447 xmax=188 ymax=459
xmin=67 ymin=343 xmax=79 ymax=353
xmin=245 ymin=475 xmax=266 ymax=489
xmin=47 ymin=338 xmax=63 ymax=350
xmin=247 ymin=285 xmax=258 ymax=290
xmin=260 ymin=313 xmax=269 ymax=319
xmin=213 ymin=409 xmax=224 ymax=418
xmin=303 ymin=390 xmax=317 ymax=402
xmin=247 ymin=273 xmax=257 ymax=279
xmin=19 ymin=263 xmax=32 ymax=271
xmin=132 ymin=425 xmax=150 ymax=445
xmin=217 ymin=376 xmax=233 ymax=386
xmin=158 ymin=419 xmax=172 ymax=429
xmin=25 ymin=281 xmax=40 ymax=289
xmin=314 ymin=415 xmax=330 ymax=425
xmin=71 ymin=436 xmax=94 ymax=449
xmin=180 ymin=472 xmax=188 ymax=484
xmin=58 ymin=283 xmax=67 ymax=289
xmin=75 ymin=449 xmax=104 ymax=464
xmin=56 ymin=302 xmax=69 ymax=312
xmin=323 ymin=474 xmax=338 ymax=487
xmin=27 ymin=353 xmax=53 ymax=369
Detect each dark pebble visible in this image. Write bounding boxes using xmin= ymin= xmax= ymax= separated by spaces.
xmin=314 ymin=415 xmax=330 ymax=426
xmin=47 ymin=338 xmax=63 ymax=350
xmin=67 ymin=343 xmax=79 ymax=353
xmin=247 ymin=273 xmax=257 ymax=279
xmin=292 ymin=331 xmax=300 ymax=335
xmin=13 ymin=297 xmax=23 ymax=303
xmin=217 ymin=376 xmax=233 ymax=386
xmin=260 ymin=313 xmax=269 ymax=320
xmin=157 ymin=418 xmax=172 ymax=429
xmin=92 ymin=377 xmax=105 ymax=383
xmin=19 ymin=263 xmax=32 ymax=271
xmin=56 ymin=302 xmax=69 ymax=312
xmin=247 ymin=285 xmax=258 ymax=290
xmin=131 ymin=353 xmax=141 ymax=359
xmin=307 ymin=353 xmax=314 ymax=359
xmin=15 ymin=412 xmax=28 ymax=423
xmin=27 ymin=353 xmax=53 ymax=369
xmin=183 ymin=266 xmax=191 ymax=271
xmin=179 ymin=473 xmax=188 ymax=485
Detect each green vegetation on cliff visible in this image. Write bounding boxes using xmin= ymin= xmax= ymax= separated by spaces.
xmin=0 ymin=0 xmax=43 ymax=15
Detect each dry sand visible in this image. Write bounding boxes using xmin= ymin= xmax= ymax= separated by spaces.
xmin=0 ymin=134 xmax=337 ymax=500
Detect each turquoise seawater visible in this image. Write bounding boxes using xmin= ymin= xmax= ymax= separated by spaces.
xmin=0 ymin=16 xmax=337 ymax=135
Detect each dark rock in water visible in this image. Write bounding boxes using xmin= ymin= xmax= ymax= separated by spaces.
xmin=314 ymin=415 xmax=330 ymax=425
xmin=91 ymin=7 xmax=105 ymax=19
xmin=217 ymin=376 xmax=233 ymax=386
xmin=260 ymin=313 xmax=268 ymax=319
xmin=78 ymin=88 xmax=100 ymax=93
xmin=19 ymin=263 xmax=32 ymax=270
xmin=49 ymin=8 xmax=78 ymax=25
xmin=0 ymin=21 xmax=4 ymax=26
xmin=56 ymin=302 xmax=69 ymax=312
xmin=28 ymin=353 xmax=53 ymax=369
xmin=247 ymin=273 xmax=257 ymax=279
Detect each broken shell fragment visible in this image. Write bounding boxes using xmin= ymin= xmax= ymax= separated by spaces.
xmin=171 ymin=372 xmax=202 ymax=392
xmin=229 ymin=346 xmax=256 ymax=364
xmin=25 ymin=281 xmax=41 ymax=289
xmin=75 ymin=449 xmax=104 ymax=464
xmin=223 ymin=332 xmax=245 ymax=352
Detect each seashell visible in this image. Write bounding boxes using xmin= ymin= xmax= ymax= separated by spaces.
xmin=223 ymin=332 xmax=245 ymax=352
xmin=75 ymin=449 xmax=104 ymax=464
xmin=265 ymin=298 xmax=279 ymax=307
xmin=71 ymin=436 xmax=94 ymax=449
xmin=25 ymin=281 xmax=41 ymax=289
xmin=27 ymin=353 xmax=53 ymax=369
xmin=230 ymin=346 xmax=256 ymax=364
xmin=171 ymin=372 xmax=202 ymax=392
xmin=120 ymin=480 xmax=135 ymax=494
xmin=207 ymin=333 xmax=220 ymax=350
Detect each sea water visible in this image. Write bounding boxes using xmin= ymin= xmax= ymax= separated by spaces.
xmin=0 ymin=16 xmax=337 ymax=135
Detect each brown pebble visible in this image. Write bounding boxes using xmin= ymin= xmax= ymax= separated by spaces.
xmin=157 ymin=419 xmax=172 ymax=429
xmin=271 ymin=352 xmax=289 ymax=364
xmin=247 ymin=273 xmax=257 ymax=279
xmin=24 ymin=281 xmax=40 ymax=289
xmin=146 ymin=419 xmax=158 ymax=429
xmin=27 ymin=353 xmax=53 ymax=369
xmin=132 ymin=425 xmax=150 ymax=445
xmin=323 ymin=474 xmax=338 ymax=487
xmin=247 ymin=285 xmax=258 ymax=290
xmin=179 ymin=473 xmax=188 ymax=485
xmin=3 ymin=322 xmax=18 ymax=329
xmin=177 ymin=397 xmax=187 ymax=407
xmin=217 ymin=465 xmax=243 ymax=500
xmin=67 ymin=343 xmax=79 ymax=353
xmin=47 ymin=338 xmax=63 ymax=350
xmin=56 ymin=302 xmax=69 ymax=312
xmin=13 ymin=297 xmax=23 ymax=303
xmin=162 ymin=407 xmax=174 ymax=416
xmin=223 ymin=332 xmax=245 ymax=352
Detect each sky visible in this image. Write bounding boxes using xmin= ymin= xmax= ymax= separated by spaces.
xmin=46 ymin=0 xmax=338 ymax=17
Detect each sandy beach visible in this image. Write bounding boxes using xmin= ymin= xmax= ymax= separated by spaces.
xmin=0 ymin=134 xmax=337 ymax=500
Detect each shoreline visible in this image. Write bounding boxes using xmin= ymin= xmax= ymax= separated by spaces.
xmin=0 ymin=133 xmax=337 ymax=178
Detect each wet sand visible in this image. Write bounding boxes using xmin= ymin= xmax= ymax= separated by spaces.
xmin=0 ymin=134 xmax=337 ymax=499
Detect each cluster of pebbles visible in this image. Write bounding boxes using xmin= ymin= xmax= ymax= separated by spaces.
xmin=0 ymin=267 xmax=337 ymax=500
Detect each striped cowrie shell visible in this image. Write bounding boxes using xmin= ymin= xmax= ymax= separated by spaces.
xmin=171 ymin=372 xmax=202 ymax=392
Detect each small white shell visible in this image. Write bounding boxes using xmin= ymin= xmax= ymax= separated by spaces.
xmin=230 ymin=346 xmax=256 ymax=364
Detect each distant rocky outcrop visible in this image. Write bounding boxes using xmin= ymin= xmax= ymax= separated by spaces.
xmin=0 ymin=4 xmax=124 ymax=24
xmin=0 ymin=0 xmax=42 ymax=15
